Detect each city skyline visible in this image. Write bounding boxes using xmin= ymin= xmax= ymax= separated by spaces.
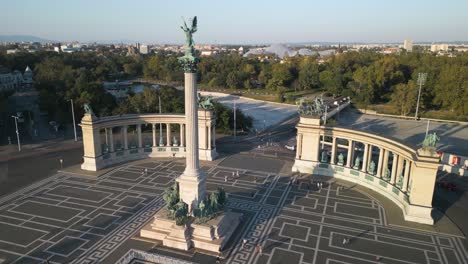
xmin=2 ymin=0 xmax=468 ymax=44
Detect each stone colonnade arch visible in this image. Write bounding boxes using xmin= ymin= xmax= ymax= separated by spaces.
xmin=293 ymin=116 xmax=439 ymax=225
xmin=80 ymin=110 xmax=217 ymax=171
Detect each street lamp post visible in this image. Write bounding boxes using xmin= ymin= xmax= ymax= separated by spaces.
xmin=11 ymin=115 xmax=21 ymax=151
xmin=415 ymin=72 xmax=427 ymax=120
xmin=233 ymin=100 xmax=236 ymax=139
xmin=69 ymin=99 xmax=77 ymax=141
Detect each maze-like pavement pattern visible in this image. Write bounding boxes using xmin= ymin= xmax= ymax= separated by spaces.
xmin=0 ymin=157 xmax=467 ymax=264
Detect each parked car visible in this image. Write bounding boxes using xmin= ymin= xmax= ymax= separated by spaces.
xmin=285 ymin=144 xmax=296 ymax=151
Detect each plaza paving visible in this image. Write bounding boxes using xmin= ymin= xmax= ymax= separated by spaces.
xmin=0 ymin=155 xmax=467 ymax=264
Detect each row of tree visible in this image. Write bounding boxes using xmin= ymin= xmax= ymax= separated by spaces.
xmin=2 ymin=49 xmax=466 ymax=120
xmin=141 ymin=51 xmax=467 ymax=117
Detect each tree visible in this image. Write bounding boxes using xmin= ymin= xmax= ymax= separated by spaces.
xmin=391 ymin=81 xmax=418 ymax=116
xmin=226 ymin=72 xmax=241 ymax=89
xmin=433 ymin=64 xmax=468 ymax=114
xmin=298 ymin=60 xmax=319 ymax=90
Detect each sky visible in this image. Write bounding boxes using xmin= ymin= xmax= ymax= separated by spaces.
xmin=2 ymin=0 xmax=468 ymax=44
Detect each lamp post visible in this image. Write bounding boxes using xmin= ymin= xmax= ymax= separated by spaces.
xmin=11 ymin=115 xmax=21 ymax=151
xmin=415 ymin=72 xmax=427 ymax=120
xmin=69 ymin=99 xmax=77 ymax=141
xmin=233 ymin=100 xmax=236 ymax=139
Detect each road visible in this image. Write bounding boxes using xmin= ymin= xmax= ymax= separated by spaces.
xmin=0 ymin=139 xmax=83 ymax=196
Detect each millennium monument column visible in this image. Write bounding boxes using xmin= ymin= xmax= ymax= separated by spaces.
xmin=176 ymin=16 xmax=206 ymax=211
xmin=140 ymin=17 xmax=241 ymax=252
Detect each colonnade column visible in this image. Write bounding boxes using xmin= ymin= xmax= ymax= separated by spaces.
xmin=166 ymin=123 xmax=171 ymax=146
xmin=152 ymin=124 xmax=157 ymax=147
xmin=346 ymin=140 xmax=354 ymax=167
xmin=108 ymin=128 xmax=114 ymax=152
xmin=376 ymin=148 xmax=384 ymax=177
xmin=212 ymin=126 xmax=216 ymax=148
xmin=137 ymin=124 xmax=142 ymax=148
xmin=123 ymin=125 xmax=128 ymax=149
xmin=180 ymin=124 xmax=184 ymax=147
xmin=296 ymin=133 xmax=303 ymax=159
xmin=330 ymin=137 xmax=337 ymax=164
xmin=207 ymin=125 xmax=211 ymax=149
xmin=402 ymin=159 xmax=411 ymax=192
xmin=397 ymin=156 xmax=405 ymax=180
xmin=390 ymin=154 xmax=398 ymax=184
xmin=362 ymin=143 xmax=369 ymax=172
xmin=382 ymin=150 xmax=390 ymax=177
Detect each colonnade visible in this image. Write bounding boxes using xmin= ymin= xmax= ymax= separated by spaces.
xmin=81 ymin=111 xmax=217 ymax=171
xmin=317 ymin=138 xmax=413 ymax=193
xmin=293 ymin=116 xmax=440 ymax=225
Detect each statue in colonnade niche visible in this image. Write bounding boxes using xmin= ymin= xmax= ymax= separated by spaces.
xmin=368 ymin=160 xmax=376 ymax=175
xmin=384 ymin=168 xmax=391 ymax=180
xmin=396 ymin=173 xmax=404 ymax=188
xmin=159 ymin=136 xmax=164 ymax=146
xmin=173 ymin=136 xmax=178 ymax=146
xmin=321 ymin=151 xmax=328 ymax=163
xmin=337 ymin=153 xmax=344 ymax=165
xmin=354 ymin=156 xmax=361 ymax=169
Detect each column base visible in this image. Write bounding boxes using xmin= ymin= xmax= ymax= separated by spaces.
xmin=404 ymin=204 xmax=434 ymax=225
xmin=177 ymin=171 xmax=207 ymax=211
xmin=199 ymin=148 xmax=218 ymax=161
xmin=292 ymin=159 xmax=320 ymax=174
xmin=81 ymin=156 xmax=103 ymax=171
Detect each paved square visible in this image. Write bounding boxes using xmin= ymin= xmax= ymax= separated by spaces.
xmin=0 ymin=155 xmax=467 ymax=264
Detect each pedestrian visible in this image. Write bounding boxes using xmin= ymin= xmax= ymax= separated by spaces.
xmin=255 ymin=244 xmax=263 ymax=255
xmin=254 ymin=177 xmax=257 ymax=183
xmin=232 ymin=171 xmax=235 ymax=178
xmin=342 ymin=238 xmax=347 ymax=245
xmin=225 ymin=175 xmax=228 ymax=182
xmin=216 ymin=253 xmax=221 ymax=264
xmin=251 ymin=192 xmax=255 ymax=198
xmin=236 ymin=170 xmax=239 ymax=177
xmin=307 ymin=183 xmax=310 ymax=190
xmin=242 ymin=238 xmax=248 ymax=249
xmin=376 ymin=256 xmax=381 ymax=261
xmin=289 ymin=178 xmax=293 ymax=186
xmin=144 ymin=168 xmax=148 ymax=175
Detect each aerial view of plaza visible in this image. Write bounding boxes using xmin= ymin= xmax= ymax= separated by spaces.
xmin=1 ymin=1 xmax=467 ymax=263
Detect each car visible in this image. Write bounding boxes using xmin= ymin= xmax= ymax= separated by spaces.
xmin=285 ymin=144 xmax=296 ymax=150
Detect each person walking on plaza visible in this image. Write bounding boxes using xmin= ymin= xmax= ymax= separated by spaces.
xmin=242 ymin=238 xmax=248 ymax=249
xmin=255 ymin=244 xmax=263 ymax=255
xmin=236 ymin=170 xmax=240 ymax=177
xmin=225 ymin=175 xmax=228 ymax=182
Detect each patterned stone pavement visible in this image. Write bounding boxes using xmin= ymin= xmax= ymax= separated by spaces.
xmin=0 ymin=156 xmax=467 ymax=264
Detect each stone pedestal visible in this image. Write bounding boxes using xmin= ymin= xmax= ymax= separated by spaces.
xmin=140 ymin=208 xmax=242 ymax=253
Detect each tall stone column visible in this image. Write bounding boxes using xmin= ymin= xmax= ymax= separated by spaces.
xmin=346 ymin=140 xmax=354 ymax=167
xmin=123 ymin=125 xmax=128 ymax=149
xmin=362 ymin=143 xmax=369 ymax=172
xmin=382 ymin=150 xmax=390 ymax=176
xmin=152 ymin=124 xmax=157 ymax=147
xmin=137 ymin=124 xmax=142 ymax=148
xmin=390 ymin=154 xmax=399 ymax=184
xmin=208 ymin=125 xmax=211 ymax=150
xmin=376 ymin=148 xmax=384 ymax=177
xmin=179 ymin=123 xmax=184 ymax=147
xmin=108 ymin=127 xmax=114 ymax=152
xmin=402 ymin=159 xmax=411 ymax=192
xmin=177 ymin=72 xmax=206 ymax=212
xmin=166 ymin=123 xmax=171 ymax=146
xmin=212 ymin=126 xmax=216 ymax=147
xmin=330 ymin=137 xmax=337 ymax=164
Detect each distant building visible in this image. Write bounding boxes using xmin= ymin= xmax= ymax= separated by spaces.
xmin=6 ymin=49 xmax=20 ymax=54
xmin=0 ymin=65 xmax=33 ymax=91
xmin=403 ymin=40 xmax=413 ymax=52
xmin=139 ymin=44 xmax=149 ymax=54
xmin=238 ymin=46 xmax=244 ymax=55
xmin=431 ymin=44 xmax=449 ymax=52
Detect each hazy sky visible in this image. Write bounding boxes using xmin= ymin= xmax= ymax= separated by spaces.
xmin=2 ymin=0 xmax=467 ymax=44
